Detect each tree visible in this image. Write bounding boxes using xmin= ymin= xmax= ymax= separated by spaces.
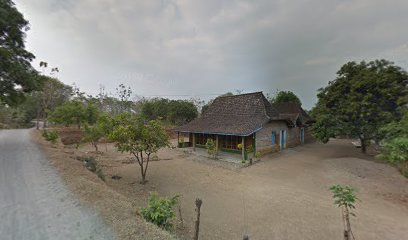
xmin=312 ymin=60 xmax=408 ymax=153
xmin=140 ymin=98 xmax=198 ymax=125
xmin=48 ymin=101 xmax=99 ymax=128
xmin=0 ymin=0 xmax=40 ymax=105
xmin=269 ymin=90 xmax=302 ymax=106
xmin=82 ymin=124 xmax=104 ymax=151
xmin=108 ymin=113 xmax=170 ymax=183
xmin=330 ymin=185 xmax=358 ymax=240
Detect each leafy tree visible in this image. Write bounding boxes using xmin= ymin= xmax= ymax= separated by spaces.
xmin=312 ymin=60 xmax=408 ymax=152
xmin=48 ymin=101 xmax=99 ymax=128
xmin=330 ymin=185 xmax=358 ymax=240
xmin=140 ymin=98 xmax=198 ymax=125
xmin=108 ymin=113 xmax=170 ymax=183
xmin=141 ymin=192 xmax=180 ymax=231
xmin=0 ymin=0 xmax=40 ymax=105
xmin=167 ymin=100 xmax=198 ymax=125
xmin=270 ymin=90 xmax=302 ymax=106
xmin=82 ymin=124 xmax=104 ymax=151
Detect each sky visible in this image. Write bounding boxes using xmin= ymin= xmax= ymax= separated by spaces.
xmin=14 ymin=0 xmax=408 ymax=109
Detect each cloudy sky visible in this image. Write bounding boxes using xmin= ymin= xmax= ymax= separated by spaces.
xmin=14 ymin=0 xmax=408 ymax=109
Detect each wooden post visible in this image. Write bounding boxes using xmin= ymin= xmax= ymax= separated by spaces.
xmin=193 ymin=134 xmax=196 ymax=151
xmin=194 ymin=198 xmax=203 ymax=240
xmin=241 ymin=136 xmax=245 ymax=160
xmin=177 ymin=132 xmax=180 ymax=148
xmin=215 ymin=135 xmax=219 ymax=156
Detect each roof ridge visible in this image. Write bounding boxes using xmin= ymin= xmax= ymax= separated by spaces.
xmin=216 ymin=91 xmax=263 ymax=98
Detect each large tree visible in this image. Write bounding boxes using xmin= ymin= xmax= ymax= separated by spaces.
xmin=269 ymin=90 xmax=302 ymax=106
xmin=312 ymin=59 xmax=408 ymax=152
xmin=48 ymin=100 xmax=99 ymax=129
xmin=0 ymin=0 xmax=40 ymax=105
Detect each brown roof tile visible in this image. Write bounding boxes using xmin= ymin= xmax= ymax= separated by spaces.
xmin=175 ymin=92 xmax=312 ymax=135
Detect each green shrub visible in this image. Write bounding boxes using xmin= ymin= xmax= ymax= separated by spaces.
xmin=95 ymin=167 xmax=106 ymax=182
xmin=205 ymin=139 xmax=217 ymax=159
xmin=254 ymin=151 xmax=261 ymax=158
xmin=141 ymin=193 xmax=180 ymax=231
xmin=82 ymin=156 xmax=98 ymax=172
xmin=378 ymin=137 xmax=408 ymax=176
xmin=81 ymin=156 xmax=106 ymax=181
xmin=42 ymin=130 xmax=59 ymax=144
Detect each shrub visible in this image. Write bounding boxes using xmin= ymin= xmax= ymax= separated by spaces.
xmin=42 ymin=130 xmax=59 ymax=144
xmin=81 ymin=156 xmax=106 ymax=181
xmin=83 ymin=156 xmax=98 ymax=172
xmin=378 ymin=137 xmax=408 ymax=176
xmin=205 ymin=139 xmax=217 ymax=159
xmin=141 ymin=193 xmax=180 ymax=231
xmin=95 ymin=168 xmax=106 ymax=182
xmin=254 ymin=151 xmax=261 ymax=158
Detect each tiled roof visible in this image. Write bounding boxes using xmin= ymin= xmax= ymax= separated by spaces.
xmin=175 ymin=92 xmax=312 ymax=135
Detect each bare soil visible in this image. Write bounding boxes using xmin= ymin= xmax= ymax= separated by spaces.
xmin=36 ymin=130 xmax=408 ymax=240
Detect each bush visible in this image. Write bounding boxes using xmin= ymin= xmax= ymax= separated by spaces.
xmin=378 ymin=137 xmax=408 ymax=176
xmin=81 ymin=156 xmax=106 ymax=181
xmin=141 ymin=193 xmax=180 ymax=231
xmin=95 ymin=168 xmax=106 ymax=182
xmin=205 ymin=139 xmax=217 ymax=159
xmin=254 ymin=151 xmax=261 ymax=158
xmin=42 ymin=130 xmax=59 ymax=144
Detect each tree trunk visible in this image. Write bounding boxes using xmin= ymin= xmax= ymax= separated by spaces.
xmin=344 ymin=206 xmax=352 ymax=240
xmin=194 ymin=198 xmax=203 ymax=240
xmin=359 ymin=136 xmax=367 ymax=153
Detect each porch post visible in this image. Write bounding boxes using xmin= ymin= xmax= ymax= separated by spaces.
xmin=241 ymin=136 xmax=245 ymax=160
xmin=192 ymin=133 xmax=196 ymax=151
xmin=177 ymin=132 xmax=180 ymax=148
xmin=215 ymin=135 xmax=219 ymax=155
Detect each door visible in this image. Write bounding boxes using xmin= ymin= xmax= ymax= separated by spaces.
xmin=300 ymin=128 xmax=305 ymax=144
xmin=280 ymin=129 xmax=286 ymax=150
xmin=271 ymin=131 xmax=276 ymax=145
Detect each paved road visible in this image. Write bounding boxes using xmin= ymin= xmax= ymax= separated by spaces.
xmin=0 ymin=129 xmax=115 ymax=240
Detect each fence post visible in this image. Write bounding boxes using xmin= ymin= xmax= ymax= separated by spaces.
xmin=194 ymin=198 xmax=203 ymax=240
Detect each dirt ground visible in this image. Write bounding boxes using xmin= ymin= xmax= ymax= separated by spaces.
xmin=36 ymin=130 xmax=408 ymax=240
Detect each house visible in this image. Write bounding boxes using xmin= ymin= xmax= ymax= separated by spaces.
xmin=174 ymin=92 xmax=314 ymax=159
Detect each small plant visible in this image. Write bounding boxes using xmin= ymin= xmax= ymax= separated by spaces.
xmin=237 ymin=143 xmax=243 ymax=150
xmin=254 ymin=151 xmax=261 ymax=158
xmin=83 ymin=156 xmax=98 ymax=172
xmin=330 ymin=184 xmax=358 ymax=240
xmin=205 ymin=139 xmax=217 ymax=159
xmin=95 ymin=167 xmax=106 ymax=182
xmin=42 ymin=130 xmax=59 ymax=144
xmin=141 ymin=192 xmax=180 ymax=231
xmin=241 ymin=159 xmax=246 ymax=164
xmin=246 ymin=145 xmax=254 ymax=153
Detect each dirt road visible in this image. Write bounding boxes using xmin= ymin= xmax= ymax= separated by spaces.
xmin=0 ymin=129 xmax=114 ymax=240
